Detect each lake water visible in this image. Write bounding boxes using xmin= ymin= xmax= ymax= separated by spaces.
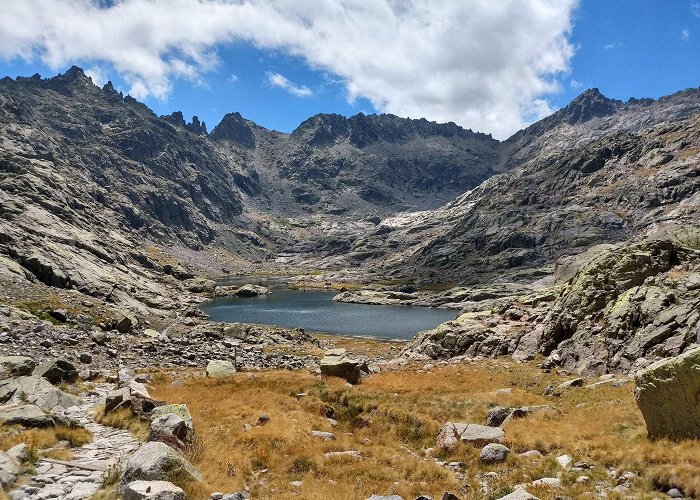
xmin=201 ymin=288 xmax=456 ymax=340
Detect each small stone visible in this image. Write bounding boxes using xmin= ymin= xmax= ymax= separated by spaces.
xmin=575 ymin=476 xmax=590 ymax=484
xmin=79 ymin=352 xmax=93 ymax=364
xmin=531 ymin=477 xmax=561 ymax=487
xmin=479 ymin=443 xmax=509 ymax=464
xmin=311 ymin=430 xmax=336 ymax=441
xmin=255 ymin=413 xmax=269 ymax=426
xmin=667 ymin=488 xmax=684 ymax=498
xmin=556 ymin=454 xmax=572 ymax=468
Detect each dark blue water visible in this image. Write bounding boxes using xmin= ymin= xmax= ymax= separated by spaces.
xmin=201 ymin=289 xmax=456 ymax=340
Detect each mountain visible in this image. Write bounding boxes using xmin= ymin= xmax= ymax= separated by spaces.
xmin=330 ymin=87 xmax=700 ymax=284
xmin=0 ymin=66 xmax=509 ymax=309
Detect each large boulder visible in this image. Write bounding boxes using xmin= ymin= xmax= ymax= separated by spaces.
xmin=122 ymin=480 xmax=186 ymax=500
xmin=105 ymin=387 xmax=132 ymax=413
xmin=0 ymin=404 xmax=55 ymax=427
xmin=497 ymin=488 xmax=540 ymax=500
xmin=436 ymin=422 xmax=505 ymax=448
xmin=634 ymin=347 xmax=700 ymax=440
xmin=33 ymin=358 xmax=78 ymax=384
xmin=320 ymin=349 xmax=368 ymax=384
xmin=0 ymin=356 xmax=36 ymax=379
xmin=0 ymin=376 xmax=80 ymax=412
xmin=234 ymin=284 xmax=270 ymax=297
xmin=120 ymin=442 xmax=202 ymax=492
xmin=116 ymin=311 xmax=139 ymax=333
xmin=148 ymin=414 xmax=194 ymax=452
xmin=206 ymin=360 xmax=236 ymax=378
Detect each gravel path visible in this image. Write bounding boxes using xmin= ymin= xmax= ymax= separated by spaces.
xmin=10 ymin=384 xmax=140 ymax=500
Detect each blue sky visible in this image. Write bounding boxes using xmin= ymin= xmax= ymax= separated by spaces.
xmin=0 ymin=1 xmax=698 ymax=139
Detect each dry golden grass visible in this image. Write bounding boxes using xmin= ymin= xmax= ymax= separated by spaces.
xmin=150 ymin=361 xmax=700 ymax=500
xmin=0 ymin=425 xmax=92 ymax=462
xmin=93 ymin=407 xmax=150 ymax=442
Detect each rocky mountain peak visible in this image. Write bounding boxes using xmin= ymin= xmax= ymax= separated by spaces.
xmin=210 ymin=112 xmax=256 ymax=148
xmin=561 ymin=88 xmax=622 ymax=125
xmin=290 ymin=113 xmax=349 ymax=147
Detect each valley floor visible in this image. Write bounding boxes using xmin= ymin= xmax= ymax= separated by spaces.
xmin=139 ymin=358 xmax=698 ymax=500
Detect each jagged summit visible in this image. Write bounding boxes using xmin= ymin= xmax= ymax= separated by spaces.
xmin=210 ymin=112 xmax=257 ymax=147
xmin=290 ymin=111 xmax=494 ymax=148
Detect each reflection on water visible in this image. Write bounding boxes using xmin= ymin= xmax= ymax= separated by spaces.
xmin=201 ymin=288 xmax=456 ymax=340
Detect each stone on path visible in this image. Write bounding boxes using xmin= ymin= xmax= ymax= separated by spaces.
xmin=634 ymin=346 xmax=700 ymax=440
xmin=120 ymin=441 xmax=202 ymax=492
xmin=122 ymin=480 xmax=186 ymax=500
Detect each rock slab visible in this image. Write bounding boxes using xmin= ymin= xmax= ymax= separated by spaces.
xmin=634 ymin=346 xmax=700 ymax=440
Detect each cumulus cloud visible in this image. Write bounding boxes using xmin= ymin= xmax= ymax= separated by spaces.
xmin=681 ymin=29 xmax=690 ymax=41
xmin=0 ymin=0 xmax=579 ymax=138
xmin=692 ymin=2 xmax=700 ymax=18
xmin=265 ymin=71 xmax=312 ymax=97
xmin=604 ymin=42 xmax=620 ymax=50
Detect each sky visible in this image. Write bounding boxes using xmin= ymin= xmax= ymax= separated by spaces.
xmin=0 ymin=0 xmax=698 ymax=140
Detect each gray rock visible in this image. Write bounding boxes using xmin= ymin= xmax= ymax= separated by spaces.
xmin=150 ymin=404 xmax=192 ymax=422
xmin=436 ymin=422 xmax=504 ymax=448
xmin=0 ymin=450 xmax=20 ymax=475
xmin=0 ymin=404 xmax=54 ymax=427
xmin=120 ymin=442 xmax=202 ymax=491
xmin=311 ymin=430 xmax=336 ymax=441
xmin=105 ymin=387 xmax=132 ymax=413
xmin=117 ymin=312 xmax=139 ymax=333
xmin=634 ymin=346 xmax=700 ymax=440
xmin=479 ymin=443 xmax=509 ymax=464
xmin=667 ymin=488 xmax=684 ymax=498
xmin=148 ymin=414 xmax=194 ymax=452
xmin=6 ymin=443 xmax=29 ymax=463
xmin=0 ymin=467 xmax=16 ymax=487
xmin=79 ymin=352 xmax=93 ymax=364
xmin=367 ymin=496 xmax=404 ymax=500
xmin=122 ymin=480 xmax=186 ymax=500
xmin=235 ymin=284 xmax=270 ymax=297
xmin=206 ymin=360 xmax=236 ymax=378
xmin=0 ymin=356 xmax=36 ymax=379
xmin=497 ymin=487 xmax=540 ymax=500
xmin=33 ymin=358 xmax=78 ymax=384
xmin=558 ymin=378 xmax=584 ymax=389
xmin=320 ymin=348 xmax=368 ymax=384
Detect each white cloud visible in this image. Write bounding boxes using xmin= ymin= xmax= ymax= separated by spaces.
xmin=265 ymin=71 xmax=312 ymax=97
xmin=84 ymin=65 xmax=108 ymax=86
xmin=681 ymin=29 xmax=690 ymax=41
xmin=228 ymin=73 xmax=239 ymax=83
xmin=692 ymin=2 xmax=700 ymax=18
xmin=603 ymin=42 xmax=620 ymax=50
xmin=570 ymin=79 xmax=584 ymax=90
xmin=0 ymin=0 xmax=579 ymax=139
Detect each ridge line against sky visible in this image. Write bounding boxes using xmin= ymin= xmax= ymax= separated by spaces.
xmin=0 ymin=0 xmax=698 ymax=139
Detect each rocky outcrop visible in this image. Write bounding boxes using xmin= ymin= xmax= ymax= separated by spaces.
xmin=403 ymin=239 xmax=700 ymax=374
xmin=634 ymin=347 xmax=700 ymax=440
